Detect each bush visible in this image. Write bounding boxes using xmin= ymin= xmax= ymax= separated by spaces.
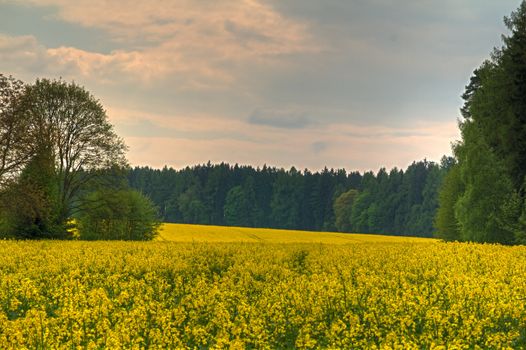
xmin=77 ymin=189 xmax=160 ymax=240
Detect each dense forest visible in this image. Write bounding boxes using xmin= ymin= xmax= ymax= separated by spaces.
xmin=128 ymin=157 xmax=453 ymax=237
xmin=435 ymin=3 xmax=526 ymax=245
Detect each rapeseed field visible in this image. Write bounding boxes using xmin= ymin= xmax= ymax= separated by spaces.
xmin=0 ymin=226 xmax=525 ymax=348
xmin=157 ymin=223 xmax=434 ymax=244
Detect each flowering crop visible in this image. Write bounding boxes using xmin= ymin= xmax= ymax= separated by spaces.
xmin=157 ymin=223 xmax=434 ymax=244
xmin=0 ymin=229 xmax=525 ymax=348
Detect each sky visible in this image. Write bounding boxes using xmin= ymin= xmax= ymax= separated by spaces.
xmin=0 ymin=0 xmax=521 ymax=173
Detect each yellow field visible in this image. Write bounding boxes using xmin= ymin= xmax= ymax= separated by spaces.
xmin=1 ymin=226 xmax=525 ymax=348
xmin=157 ymin=223 xmax=435 ymax=244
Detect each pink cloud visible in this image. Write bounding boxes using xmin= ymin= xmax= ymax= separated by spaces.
xmin=9 ymin=0 xmax=318 ymax=87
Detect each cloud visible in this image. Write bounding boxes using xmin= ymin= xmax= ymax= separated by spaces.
xmin=107 ymin=107 xmax=257 ymax=143
xmin=345 ymin=130 xmax=431 ymax=139
xmin=106 ymin=106 xmax=459 ymax=172
xmin=248 ymin=108 xmax=313 ymax=129
xmin=1 ymin=1 xmax=479 ymax=172
xmin=122 ymin=119 xmax=458 ymax=173
xmin=7 ymin=0 xmax=318 ymax=88
xmin=311 ymin=141 xmax=328 ymax=153
xmin=0 ymin=33 xmax=233 ymax=87
xmin=0 ymin=34 xmax=50 ymax=73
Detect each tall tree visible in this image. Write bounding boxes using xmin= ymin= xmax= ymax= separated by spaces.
xmin=434 ymin=164 xmax=463 ymax=241
xmin=0 ymin=143 xmax=61 ymax=238
xmin=454 ymin=122 xmax=516 ymax=244
xmin=333 ymin=189 xmax=359 ymax=232
xmin=127 ymin=160 xmax=442 ymax=237
xmin=223 ymin=179 xmax=259 ymax=228
xmin=270 ymin=168 xmax=303 ymax=229
xmin=18 ymin=79 xmax=127 ymax=226
xmin=435 ymin=1 xmax=526 ymax=244
xmin=0 ymin=74 xmax=33 ymax=186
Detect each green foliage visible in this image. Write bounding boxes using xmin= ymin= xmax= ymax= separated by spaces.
xmin=18 ymin=78 xmax=127 ymax=225
xmin=0 ymin=74 xmax=33 ymax=186
xmin=434 ymin=164 xmax=463 ymax=241
xmin=333 ymin=189 xmax=359 ymax=232
xmin=128 ymin=164 xmax=361 ymax=233
xmin=177 ymin=184 xmax=210 ymax=224
xmin=454 ymin=122 xmax=516 ymax=244
xmin=128 ymin=160 xmax=445 ymax=237
xmin=347 ymin=161 xmax=446 ymax=236
xmin=224 ymin=186 xmax=247 ymax=226
xmin=0 ymin=144 xmax=66 ymax=239
xmin=270 ymin=168 xmax=303 ymax=229
xmin=224 ymin=178 xmax=260 ymax=227
xmin=435 ymin=1 xmax=526 ymax=244
xmin=350 ymin=189 xmax=373 ymax=233
xmin=0 ymin=76 xmax=129 ymax=239
xmin=77 ymin=189 xmax=160 ymax=240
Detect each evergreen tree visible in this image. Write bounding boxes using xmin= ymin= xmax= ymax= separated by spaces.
xmin=434 ymin=164 xmax=463 ymax=241
xmin=224 ymin=186 xmax=251 ymax=227
xmin=333 ymin=189 xmax=359 ymax=232
xmin=435 ymin=1 xmax=526 ymax=244
xmin=270 ymin=168 xmax=303 ymax=229
xmin=454 ymin=122 xmax=516 ymax=244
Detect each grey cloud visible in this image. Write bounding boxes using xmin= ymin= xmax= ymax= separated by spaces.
xmin=116 ymin=118 xmax=254 ymax=142
xmin=311 ymin=141 xmax=328 ymax=153
xmin=241 ymin=0 xmax=519 ymax=126
xmin=345 ymin=130 xmax=431 ymax=139
xmin=248 ymin=108 xmax=312 ymax=129
xmin=0 ymin=34 xmax=66 ymax=76
xmin=0 ymin=3 xmax=121 ymax=54
xmin=116 ymin=119 xmax=181 ymax=138
xmin=224 ymin=20 xmax=271 ymax=45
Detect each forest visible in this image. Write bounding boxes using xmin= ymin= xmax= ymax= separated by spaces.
xmin=128 ymin=157 xmax=453 ymax=237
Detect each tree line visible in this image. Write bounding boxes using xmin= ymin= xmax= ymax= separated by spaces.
xmin=435 ymin=1 xmax=526 ymax=245
xmin=0 ymin=72 xmax=451 ymax=240
xmin=128 ymin=158 xmax=452 ymax=237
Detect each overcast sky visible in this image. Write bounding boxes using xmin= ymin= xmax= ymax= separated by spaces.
xmin=0 ymin=0 xmax=520 ymax=172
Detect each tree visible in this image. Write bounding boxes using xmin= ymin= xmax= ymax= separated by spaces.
xmin=435 ymin=1 xmax=526 ymax=244
xmin=77 ymin=189 xmax=160 ymax=240
xmin=334 ymin=189 xmax=359 ymax=232
xmin=270 ymin=168 xmax=303 ymax=229
xmin=1 ymin=142 xmax=64 ymax=238
xmin=453 ymin=122 xmax=516 ymax=244
xmin=224 ymin=186 xmax=250 ymax=227
xmin=224 ymin=177 xmax=261 ymax=227
xmin=178 ymin=182 xmax=209 ymax=224
xmin=350 ymin=190 xmax=374 ymax=233
xmin=434 ymin=164 xmax=463 ymax=241
xmin=0 ymin=74 xmax=34 ymax=186
xmin=17 ymin=78 xmax=127 ymax=228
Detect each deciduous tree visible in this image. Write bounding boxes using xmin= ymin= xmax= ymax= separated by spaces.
xmin=0 ymin=74 xmax=33 ymax=186
xmin=18 ymin=79 xmax=127 ymax=225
